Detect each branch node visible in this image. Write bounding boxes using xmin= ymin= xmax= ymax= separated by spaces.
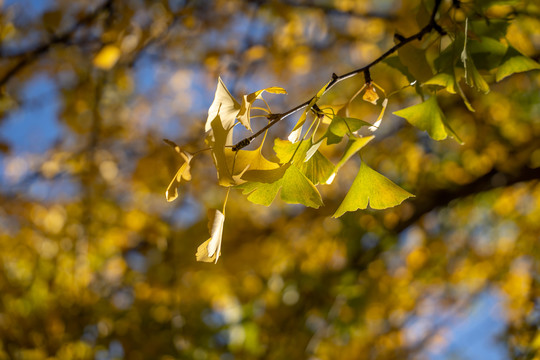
xmin=394 ymin=33 xmax=406 ymax=43
xmin=363 ymin=69 xmax=372 ymax=84
xmin=433 ymin=23 xmax=446 ymax=35
xmin=267 ymin=113 xmax=281 ymax=121
xmin=232 ymin=138 xmax=252 ymax=151
xmin=312 ymin=104 xmax=324 ymax=118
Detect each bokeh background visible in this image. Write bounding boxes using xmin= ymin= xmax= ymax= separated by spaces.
xmin=1 ymin=0 xmax=540 ymax=359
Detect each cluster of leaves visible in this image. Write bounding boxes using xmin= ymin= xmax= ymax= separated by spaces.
xmin=167 ymin=78 xmax=415 ymax=262
xmin=166 ymin=0 xmax=540 ymax=263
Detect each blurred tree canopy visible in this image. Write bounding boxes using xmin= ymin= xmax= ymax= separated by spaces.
xmin=0 ymin=0 xmax=540 ymax=359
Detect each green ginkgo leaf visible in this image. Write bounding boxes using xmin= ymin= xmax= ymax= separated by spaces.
xmin=424 ymin=72 xmax=457 ymax=94
xmin=273 ymin=139 xmax=334 ymax=185
xmin=333 ymin=161 xmax=414 ymax=217
xmin=398 ymin=42 xmax=433 ymax=83
xmin=463 ymin=55 xmax=490 ymax=94
xmin=496 ymin=46 xmax=540 ymax=82
xmin=324 ymin=116 xmax=372 ymax=145
xmin=333 ymin=136 xmax=374 ymax=176
xmin=239 ymin=165 xmax=323 ymax=208
xmin=461 ymin=22 xmax=490 ymax=94
xmin=299 ymin=149 xmax=334 ymax=185
xmin=393 ymin=96 xmax=448 ymax=141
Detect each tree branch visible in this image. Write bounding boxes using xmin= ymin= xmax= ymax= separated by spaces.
xmin=394 ymin=165 xmax=540 ymax=233
xmin=251 ymin=0 xmax=398 ymax=20
xmin=232 ymin=0 xmax=445 ymax=151
xmin=0 ymin=0 xmax=113 ymax=87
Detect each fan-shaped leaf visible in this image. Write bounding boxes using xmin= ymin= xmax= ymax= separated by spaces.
xmin=239 ymin=165 xmax=323 ymax=208
xmin=496 ymin=46 xmax=540 ymax=82
xmin=333 ymin=161 xmax=414 ymax=217
xmin=393 ymin=97 xmax=448 ymax=141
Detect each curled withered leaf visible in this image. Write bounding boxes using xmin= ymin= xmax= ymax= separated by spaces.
xmin=362 ymin=84 xmax=379 ymax=105
xmin=196 ymin=209 xmax=225 ymax=263
xmin=165 ymin=149 xmax=193 ymax=202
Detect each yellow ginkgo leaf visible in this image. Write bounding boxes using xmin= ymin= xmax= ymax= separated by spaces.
xmin=224 ymin=143 xmax=280 ymax=185
xmin=206 ymin=77 xmax=240 ymax=145
xmin=196 ymin=209 xmax=225 ymax=263
xmin=93 ymin=45 xmax=121 ymax=70
xmin=207 ymin=113 xmax=235 ymax=186
xmin=165 ymin=150 xmax=193 ymax=202
xmin=237 ymin=87 xmax=286 ymax=131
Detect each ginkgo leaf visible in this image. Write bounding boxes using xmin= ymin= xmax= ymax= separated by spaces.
xmin=305 ymin=139 xmax=323 ymax=162
xmin=207 ymin=113 xmax=235 ymax=186
xmin=430 ymin=36 xmax=476 ymax=113
xmin=476 ymin=0 xmax=520 ymax=10
xmin=470 ymin=19 xmax=509 ymax=39
xmin=455 ymin=79 xmax=475 ymax=113
xmin=274 ymin=138 xmax=310 ymax=164
xmin=237 ymin=87 xmax=287 ymax=131
xmin=196 ymin=209 xmax=225 ymax=263
xmin=333 ymin=161 xmax=414 ymax=217
xmin=289 ymin=81 xmax=330 ymax=142
xmin=206 ymin=77 xmax=240 ymax=144
xmin=239 ymin=165 xmax=323 ymax=208
xmin=324 ymin=116 xmax=372 ymax=145
xmin=424 ymin=72 xmax=457 ymax=94
xmin=461 ymin=21 xmax=490 ymax=94
xmin=384 ymin=56 xmax=424 ymax=96
xmin=463 ymin=55 xmax=490 ymax=94
xmin=241 ymin=163 xmax=290 ymax=183
xmin=224 ymin=143 xmax=280 ymax=185
xmin=468 ymin=36 xmax=507 ymax=70
xmin=165 ymin=149 xmax=193 ymax=202
xmin=273 ymin=139 xmax=334 ymax=185
xmin=496 ymin=46 xmax=540 ymax=82
xmin=393 ymin=96 xmax=450 ymax=141
xmin=398 ymin=42 xmax=433 ymax=83
xmin=299 ymin=148 xmax=334 ymax=185
xmin=288 ymin=125 xmax=303 ymax=143
xmin=333 ymin=136 xmax=374 ymax=176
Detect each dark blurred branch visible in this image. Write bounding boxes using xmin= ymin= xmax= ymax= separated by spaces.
xmin=394 ymin=165 xmax=540 ymax=233
xmin=250 ymin=0 xmax=397 ymax=19
xmin=0 ymin=0 xmax=113 ymax=87
xmin=232 ymin=0 xmax=446 ymax=151
xmin=128 ymin=0 xmax=196 ymax=67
